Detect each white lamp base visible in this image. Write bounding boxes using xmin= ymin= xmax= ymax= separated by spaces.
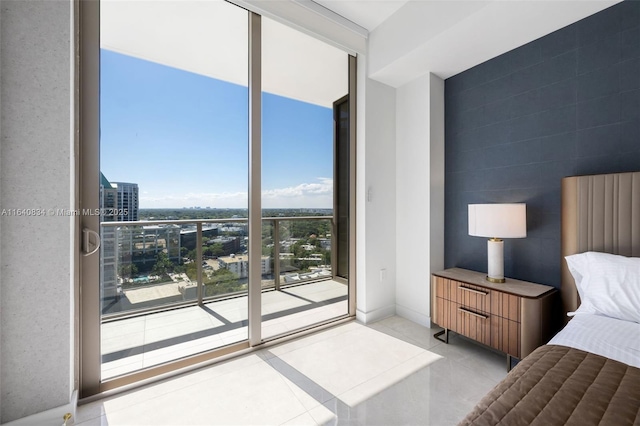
xmin=487 ymin=238 xmax=505 ymax=283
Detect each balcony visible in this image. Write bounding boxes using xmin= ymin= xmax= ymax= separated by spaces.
xmin=100 ymin=216 xmax=348 ymax=379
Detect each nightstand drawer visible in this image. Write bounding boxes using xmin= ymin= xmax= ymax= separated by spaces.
xmin=454 ymin=304 xmax=492 ymax=347
xmin=434 ymin=276 xmax=521 ymax=321
xmin=435 ymin=277 xmax=491 ymax=313
xmin=435 ymin=297 xmax=492 ymax=347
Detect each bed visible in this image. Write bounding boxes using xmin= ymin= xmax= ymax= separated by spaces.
xmin=459 ymin=171 xmax=640 ymax=426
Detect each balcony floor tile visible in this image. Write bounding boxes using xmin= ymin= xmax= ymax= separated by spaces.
xmin=101 ymin=279 xmax=348 ymax=379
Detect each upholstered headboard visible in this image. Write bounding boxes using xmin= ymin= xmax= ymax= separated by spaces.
xmin=561 ymin=171 xmax=640 ymax=318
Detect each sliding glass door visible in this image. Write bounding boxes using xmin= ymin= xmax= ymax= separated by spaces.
xmin=98 ymin=1 xmax=250 ymax=382
xmin=80 ymin=0 xmax=356 ymax=397
xmin=260 ymin=16 xmax=350 ymax=340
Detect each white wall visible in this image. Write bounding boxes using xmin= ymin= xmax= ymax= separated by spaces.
xmin=395 ymin=76 xmax=431 ymax=326
xmin=366 ymin=0 xmax=447 ymax=328
xmin=393 ymin=73 xmax=444 ymax=327
xmin=356 ymin=55 xmax=397 ymax=324
xmin=0 ymin=1 xmax=75 ymax=423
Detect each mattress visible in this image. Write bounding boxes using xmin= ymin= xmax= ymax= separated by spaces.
xmin=549 ymin=313 xmax=640 ymax=368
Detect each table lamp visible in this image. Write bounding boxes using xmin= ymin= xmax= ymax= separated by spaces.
xmin=468 ymin=203 xmax=526 ymax=283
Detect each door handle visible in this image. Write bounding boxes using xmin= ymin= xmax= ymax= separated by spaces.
xmin=82 ymin=228 xmax=101 ymax=257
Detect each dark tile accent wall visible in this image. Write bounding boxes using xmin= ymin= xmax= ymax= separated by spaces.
xmin=444 ymin=0 xmax=640 ymax=288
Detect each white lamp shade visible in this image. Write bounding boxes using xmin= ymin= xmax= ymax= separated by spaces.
xmin=468 ymin=204 xmax=527 ymax=238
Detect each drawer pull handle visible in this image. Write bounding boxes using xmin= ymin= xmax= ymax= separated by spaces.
xmin=458 ymin=285 xmax=488 ymax=296
xmin=459 ymin=307 xmax=488 ymax=319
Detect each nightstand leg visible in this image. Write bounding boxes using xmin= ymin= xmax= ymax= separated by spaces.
xmin=507 ymin=354 xmax=512 ymax=372
xmin=434 ymin=328 xmax=449 ymax=344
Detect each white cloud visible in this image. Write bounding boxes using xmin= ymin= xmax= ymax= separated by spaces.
xmin=140 ymin=178 xmax=333 ymax=209
xmin=262 ymin=177 xmax=332 ymax=199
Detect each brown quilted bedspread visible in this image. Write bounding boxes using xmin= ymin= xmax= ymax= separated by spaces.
xmin=459 ymin=345 xmax=640 ymax=426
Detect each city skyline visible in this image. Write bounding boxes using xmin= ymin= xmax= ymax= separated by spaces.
xmin=100 ymin=49 xmax=336 ymax=209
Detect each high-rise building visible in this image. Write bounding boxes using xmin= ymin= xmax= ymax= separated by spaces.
xmin=100 ymin=173 xmax=119 ymax=304
xmin=100 ymin=176 xmax=139 ymax=308
xmin=111 ymin=181 xmax=139 ymax=221
xmin=100 ymin=173 xmax=118 ymax=221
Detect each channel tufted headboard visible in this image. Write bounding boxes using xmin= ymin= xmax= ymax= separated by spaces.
xmin=561 ymin=171 xmax=640 ymax=319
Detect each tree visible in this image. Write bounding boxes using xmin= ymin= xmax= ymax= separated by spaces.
xmin=118 ymin=263 xmax=138 ymax=279
xmin=185 ymin=262 xmax=197 ymax=281
xmin=152 ymin=252 xmax=174 ymax=277
xmin=186 ymin=249 xmax=198 ymax=262
xmin=208 ymin=242 xmax=225 ymax=257
xmin=204 ymin=268 xmax=242 ymax=297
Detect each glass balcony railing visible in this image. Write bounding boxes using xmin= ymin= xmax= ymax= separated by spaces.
xmin=99 ymin=215 xmax=349 ymax=380
xmin=99 ymin=216 xmax=334 ymax=319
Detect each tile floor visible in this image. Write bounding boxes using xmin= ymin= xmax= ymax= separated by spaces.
xmin=79 ymin=316 xmax=506 ymax=425
xmin=102 ymin=280 xmax=349 ymax=379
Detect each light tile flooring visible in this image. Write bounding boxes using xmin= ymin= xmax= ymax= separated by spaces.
xmin=80 ymin=316 xmax=506 ymax=426
xmin=103 ymin=280 xmax=349 ymax=379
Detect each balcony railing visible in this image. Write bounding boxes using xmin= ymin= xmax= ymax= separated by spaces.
xmin=100 ymin=216 xmax=334 ymax=320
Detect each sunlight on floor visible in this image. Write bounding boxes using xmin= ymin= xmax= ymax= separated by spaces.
xmin=78 ymin=316 xmax=506 ymax=425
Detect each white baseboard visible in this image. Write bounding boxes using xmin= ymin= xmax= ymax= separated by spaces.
xmin=356 ymin=304 xmax=396 ymax=324
xmin=395 ymin=304 xmax=431 ymax=327
xmin=3 ymin=390 xmax=77 ymax=426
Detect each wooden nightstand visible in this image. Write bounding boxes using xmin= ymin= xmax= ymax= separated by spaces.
xmin=431 ymin=268 xmax=556 ymax=370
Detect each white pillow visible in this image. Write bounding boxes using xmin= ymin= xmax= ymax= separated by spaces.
xmin=565 ymin=251 xmax=640 ymax=323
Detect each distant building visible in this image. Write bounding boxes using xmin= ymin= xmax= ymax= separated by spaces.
xmin=207 ymin=236 xmax=241 ymax=256
xmin=179 ymin=224 xmax=220 ymax=251
xmin=318 ymin=238 xmax=331 ymax=251
xmin=119 ymin=225 xmax=182 ymax=268
xmin=100 ymin=175 xmax=140 ymax=304
xmin=111 ymin=181 xmax=139 ymax=221
xmin=100 ymin=173 xmax=119 ymax=301
xmin=100 ymin=173 xmax=118 ymax=221
xmin=217 ymin=254 xmax=271 ymax=278
xmin=219 ymin=223 xmax=248 ymax=235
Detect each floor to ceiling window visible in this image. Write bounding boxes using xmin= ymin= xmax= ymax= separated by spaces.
xmin=98 ymin=0 xmax=250 ymax=382
xmin=260 ymin=16 xmax=350 ymax=340
xmin=80 ymin=0 xmax=356 ymax=397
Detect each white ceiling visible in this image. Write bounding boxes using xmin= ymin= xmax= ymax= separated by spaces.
xmin=364 ymin=0 xmax=620 ymax=86
xmin=102 ymin=0 xmax=621 ymax=96
xmin=314 ymin=0 xmax=621 ymax=87
xmin=313 ymin=0 xmax=409 ymax=31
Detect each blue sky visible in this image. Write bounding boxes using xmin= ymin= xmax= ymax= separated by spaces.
xmin=100 ymin=49 xmax=334 ymax=209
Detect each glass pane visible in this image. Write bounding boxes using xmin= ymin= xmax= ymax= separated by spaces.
xmin=99 ymin=0 xmax=248 ymax=379
xmin=335 ymin=98 xmax=350 ymax=279
xmin=261 ymin=17 xmax=349 ymax=340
